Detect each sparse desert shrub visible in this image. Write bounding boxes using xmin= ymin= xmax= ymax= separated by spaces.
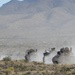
xmin=7 ymin=67 xmax=14 ymax=71
xmin=23 ymin=71 xmax=31 ymax=75
xmin=0 ymin=67 xmax=3 ymax=70
xmin=33 ymin=61 xmax=44 ymax=65
xmin=2 ymin=56 xmax=11 ymax=61
xmin=5 ymin=67 xmax=14 ymax=75
xmin=60 ymin=66 xmax=70 ymax=73
xmin=0 ymin=60 xmax=74 ymax=75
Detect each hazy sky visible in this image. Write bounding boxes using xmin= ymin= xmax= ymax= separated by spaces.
xmin=0 ymin=0 xmax=11 ymax=7
xmin=0 ymin=0 xmax=24 ymax=7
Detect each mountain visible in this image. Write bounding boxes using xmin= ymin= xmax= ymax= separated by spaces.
xmin=0 ymin=0 xmax=75 ymax=15
xmin=0 ymin=0 xmax=75 ymax=49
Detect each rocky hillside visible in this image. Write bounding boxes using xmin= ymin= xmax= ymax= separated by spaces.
xmin=0 ymin=0 xmax=75 ymax=46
